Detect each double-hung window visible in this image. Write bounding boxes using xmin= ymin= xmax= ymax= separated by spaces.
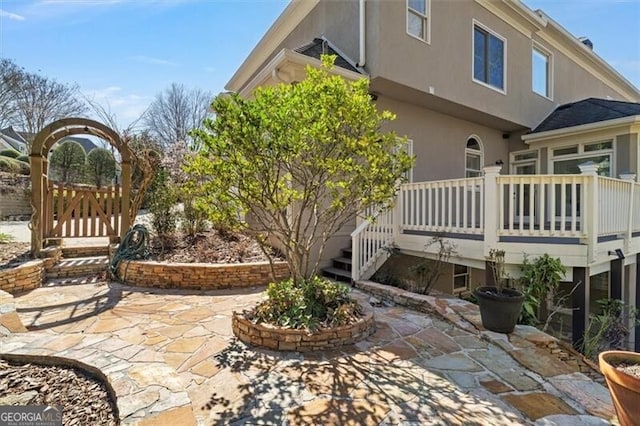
xmin=473 ymin=22 xmax=505 ymax=92
xmin=407 ymin=0 xmax=429 ymax=42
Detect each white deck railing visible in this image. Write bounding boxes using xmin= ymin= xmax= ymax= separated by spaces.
xmin=351 ymin=207 xmax=394 ymax=281
xmin=497 ymin=175 xmax=587 ymax=238
xmin=352 ymin=167 xmax=640 ymax=278
xmin=399 ymin=177 xmax=484 ymax=234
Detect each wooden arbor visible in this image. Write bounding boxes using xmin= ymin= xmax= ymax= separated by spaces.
xmin=30 ymin=118 xmax=133 ymax=256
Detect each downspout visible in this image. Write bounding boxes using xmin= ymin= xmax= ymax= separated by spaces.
xmin=357 ymin=0 xmax=366 ymax=67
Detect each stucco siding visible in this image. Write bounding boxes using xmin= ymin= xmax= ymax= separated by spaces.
xmin=368 ymin=0 xmax=632 ymax=130
xmin=377 ymin=95 xmax=509 ymax=181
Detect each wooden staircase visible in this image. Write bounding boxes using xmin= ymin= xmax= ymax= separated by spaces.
xmin=321 ymin=247 xmax=352 ymax=283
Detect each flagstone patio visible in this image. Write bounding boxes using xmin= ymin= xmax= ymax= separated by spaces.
xmin=2 ymin=281 xmax=618 ymax=425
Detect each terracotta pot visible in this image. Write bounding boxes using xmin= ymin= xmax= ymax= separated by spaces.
xmin=473 ymin=286 xmax=524 ymax=333
xmin=599 ymin=350 xmax=640 ymax=426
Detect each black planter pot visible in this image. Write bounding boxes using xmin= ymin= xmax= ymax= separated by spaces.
xmin=473 ymin=286 xmax=524 ymax=334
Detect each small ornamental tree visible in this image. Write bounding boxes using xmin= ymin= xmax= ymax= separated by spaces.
xmin=49 ymin=140 xmax=86 ymax=184
xmin=188 ymin=56 xmax=413 ymax=283
xmin=85 ymin=148 xmax=116 ymax=188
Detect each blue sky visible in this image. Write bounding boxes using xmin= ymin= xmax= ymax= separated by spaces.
xmin=0 ymin=0 xmax=639 ymax=129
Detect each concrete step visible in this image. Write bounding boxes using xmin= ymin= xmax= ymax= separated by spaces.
xmin=321 ymin=266 xmax=352 ymax=283
xmin=46 ymin=256 xmax=110 ymax=279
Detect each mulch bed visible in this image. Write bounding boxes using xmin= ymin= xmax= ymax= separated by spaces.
xmin=0 ymin=359 xmax=118 ymax=425
xmin=0 ymin=242 xmax=31 ymax=270
xmin=149 ymin=229 xmax=282 ymax=264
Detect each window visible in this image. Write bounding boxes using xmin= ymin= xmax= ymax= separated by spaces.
xmin=510 ymin=150 xmax=538 ymax=175
xmin=465 ymin=137 xmax=483 ymax=177
xmin=551 ymin=140 xmax=613 ymax=177
xmin=473 ymin=23 xmax=505 ymax=91
xmin=453 ymin=264 xmax=470 ymax=292
xmin=532 ymin=44 xmax=551 ymax=98
xmin=407 ymin=0 xmax=429 ymax=42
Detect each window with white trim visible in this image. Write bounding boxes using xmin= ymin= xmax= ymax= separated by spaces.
xmin=404 ymin=139 xmax=414 ymax=183
xmin=532 ymin=43 xmax=552 ymax=98
xmin=465 ymin=137 xmax=483 ymax=177
xmin=551 ymin=140 xmax=613 ymax=177
xmin=510 ymin=150 xmax=538 ymax=175
xmin=407 ymin=0 xmax=429 ymax=42
xmin=473 ymin=22 xmax=505 ymax=91
xmin=453 ymin=264 xmax=470 ymax=292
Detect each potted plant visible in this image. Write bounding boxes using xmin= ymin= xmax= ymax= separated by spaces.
xmin=598 ymin=350 xmax=640 ymax=426
xmin=473 ymin=249 xmax=524 ymax=333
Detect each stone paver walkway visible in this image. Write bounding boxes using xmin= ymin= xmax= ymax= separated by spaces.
xmin=2 ymin=280 xmax=616 ymax=425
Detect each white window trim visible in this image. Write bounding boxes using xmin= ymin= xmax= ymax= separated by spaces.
xmin=465 ymin=134 xmax=484 ymax=178
xmin=405 ymin=139 xmax=414 ymax=183
xmin=547 ymin=139 xmax=615 ymax=177
xmin=510 ymin=149 xmax=539 ymax=174
xmin=452 ymin=264 xmax=470 ymax=293
xmin=472 ymin=19 xmax=507 ymax=95
xmin=406 ymin=0 xmax=431 ymax=44
xmin=532 ymin=41 xmax=553 ymax=100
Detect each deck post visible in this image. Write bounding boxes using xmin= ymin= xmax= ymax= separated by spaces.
xmin=636 ymin=254 xmax=640 ymax=352
xmin=579 ymin=162 xmax=599 ymax=263
xmin=482 ymin=165 xmax=502 ymax=257
xmin=572 ymin=267 xmax=587 ymax=350
xmin=619 ymin=173 xmax=636 ymax=251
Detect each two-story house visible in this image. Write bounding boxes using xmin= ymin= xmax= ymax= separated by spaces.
xmin=226 ymin=0 xmax=640 ymax=349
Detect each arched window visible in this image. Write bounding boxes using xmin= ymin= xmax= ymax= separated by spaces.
xmin=465 ymin=136 xmax=483 ymax=177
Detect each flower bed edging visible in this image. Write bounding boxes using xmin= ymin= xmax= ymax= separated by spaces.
xmin=232 ymin=303 xmax=376 ymax=352
xmin=116 ymin=260 xmax=290 ymax=290
xmin=0 ymin=260 xmax=45 ymax=294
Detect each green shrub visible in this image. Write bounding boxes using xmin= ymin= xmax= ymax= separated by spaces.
xmin=180 ymin=198 xmax=208 ymax=236
xmin=252 ymin=277 xmax=360 ymax=330
xmin=16 ymin=155 xmax=29 ymax=163
xmin=148 ymin=169 xmax=178 ymax=237
xmin=0 ymin=157 xmax=29 ymax=175
xmin=0 ymin=232 xmax=14 ymax=243
xmin=0 ymin=149 xmax=21 ymax=159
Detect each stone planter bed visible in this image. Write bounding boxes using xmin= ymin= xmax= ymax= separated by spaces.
xmin=232 ymin=302 xmax=376 ymax=352
xmin=0 ymin=260 xmax=45 ymax=294
xmin=116 ymin=260 xmax=290 ymax=290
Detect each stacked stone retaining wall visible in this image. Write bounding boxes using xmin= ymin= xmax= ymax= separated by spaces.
xmin=0 ymin=260 xmax=44 ymax=294
xmin=0 ymin=173 xmax=30 ymax=219
xmin=232 ymin=307 xmax=375 ymax=352
xmin=116 ymin=260 xmax=290 ymax=290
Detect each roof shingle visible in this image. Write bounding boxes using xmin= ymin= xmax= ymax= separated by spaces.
xmin=531 ymin=98 xmax=640 ymax=134
xmin=294 ymin=38 xmax=361 ymax=74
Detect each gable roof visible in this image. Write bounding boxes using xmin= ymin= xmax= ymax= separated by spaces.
xmin=294 ymin=38 xmax=361 ymax=74
xmin=530 ymin=98 xmax=640 ymax=134
xmin=59 ymin=136 xmax=99 ymax=154
xmin=1 ymin=127 xmax=27 ymax=144
xmin=0 ymin=127 xmax=27 ymax=152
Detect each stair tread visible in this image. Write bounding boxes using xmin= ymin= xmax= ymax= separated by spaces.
xmin=333 ymin=256 xmax=352 ymax=264
xmin=322 ymin=267 xmax=352 ymax=278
